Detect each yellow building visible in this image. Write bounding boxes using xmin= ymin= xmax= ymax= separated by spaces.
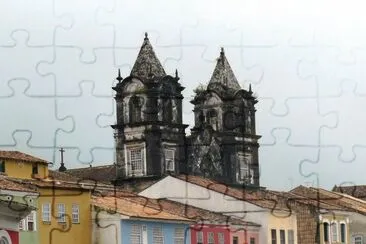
xmin=0 ymin=150 xmax=93 ymax=244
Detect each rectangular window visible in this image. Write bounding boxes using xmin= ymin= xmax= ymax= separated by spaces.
xmin=197 ymin=231 xmax=203 ymax=244
xmin=18 ymin=219 xmax=25 ymax=231
xmin=164 ymin=149 xmax=175 ymax=172
xmin=152 ymin=225 xmax=164 ymax=244
xmin=0 ymin=160 xmax=5 ymax=173
xmin=57 ymin=203 xmax=66 ymax=223
xmin=331 ymin=222 xmax=338 ymax=242
xmin=208 ymin=232 xmax=214 ymax=244
xmin=280 ymin=230 xmax=285 ymax=244
xmin=131 ymin=224 xmax=142 ymax=244
xmin=354 ymin=235 xmax=363 ymax=244
xmin=233 ymin=236 xmax=239 ymax=244
xmin=288 ymin=230 xmax=294 ymax=244
xmin=127 ymin=147 xmax=144 ymax=176
xmin=238 ymin=154 xmax=248 ymax=181
xmin=218 ymin=233 xmax=225 ymax=244
xmin=250 ymin=237 xmax=255 ymax=244
xmin=42 ymin=203 xmax=51 ymax=222
xmin=271 ymin=229 xmax=277 ymax=244
xmin=174 ymin=227 xmax=185 ymax=244
xmin=27 ymin=211 xmax=35 ymax=231
xmin=72 ymin=204 xmax=80 ymax=224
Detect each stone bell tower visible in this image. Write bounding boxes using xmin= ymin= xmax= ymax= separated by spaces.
xmin=188 ymin=48 xmax=261 ymax=187
xmin=111 ymin=33 xmax=188 ymax=181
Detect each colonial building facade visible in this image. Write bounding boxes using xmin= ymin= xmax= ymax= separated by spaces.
xmin=112 ymin=33 xmax=261 ymax=188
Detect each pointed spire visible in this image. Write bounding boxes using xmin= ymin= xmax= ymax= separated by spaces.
xmin=116 ymin=69 xmax=123 ymax=82
xmin=249 ymin=83 xmax=252 ymax=93
xmin=175 ymin=69 xmax=179 ymax=78
xmin=208 ymin=47 xmax=241 ymax=90
xmin=130 ymin=32 xmax=166 ymax=81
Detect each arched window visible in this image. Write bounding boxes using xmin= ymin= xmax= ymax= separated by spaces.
xmin=163 ymin=99 xmax=173 ymax=122
xmin=323 ymin=222 xmax=330 ymax=242
xmin=129 ymin=96 xmax=142 ymax=123
xmin=207 ymin=109 xmax=218 ymax=130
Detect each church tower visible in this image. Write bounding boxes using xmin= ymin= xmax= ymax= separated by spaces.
xmin=112 ymin=33 xmax=188 ymax=180
xmin=188 ymin=48 xmax=261 ymax=188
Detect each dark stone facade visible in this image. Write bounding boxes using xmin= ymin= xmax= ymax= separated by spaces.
xmin=112 ymin=34 xmax=261 ymax=188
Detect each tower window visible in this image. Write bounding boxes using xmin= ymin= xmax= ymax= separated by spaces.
xmin=127 ymin=146 xmax=145 ymax=176
xmin=207 ymin=109 xmax=218 ymax=130
xmin=238 ymin=154 xmax=249 ymax=181
xmin=164 ymin=149 xmax=175 ymax=172
xmin=129 ymin=96 xmax=143 ymax=123
xmin=163 ymin=99 xmax=173 ymax=122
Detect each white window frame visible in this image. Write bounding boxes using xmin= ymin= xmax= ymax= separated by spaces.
xmin=174 ymin=227 xmax=185 ymax=244
xmin=152 ymin=225 xmax=164 ymax=244
xmin=197 ymin=231 xmax=203 ymax=244
xmin=125 ymin=143 xmax=146 ymax=177
xmin=218 ymin=232 xmax=225 ymax=244
xmin=42 ymin=203 xmax=51 ymax=222
xmin=331 ymin=221 xmax=338 ymax=242
xmin=207 ymin=232 xmax=214 ymax=244
xmin=57 ymin=203 xmax=66 ymax=223
xmin=279 ymin=229 xmax=286 ymax=244
xmin=131 ymin=224 xmax=142 ymax=244
xmin=238 ymin=153 xmax=249 ymax=181
xmin=19 ymin=211 xmax=37 ymax=231
xmin=288 ymin=229 xmax=295 ymax=244
xmin=339 ymin=221 xmax=347 ymax=243
xmin=72 ymin=204 xmax=80 ymax=224
xmin=353 ymin=234 xmax=363 ymax=244
xmin=164 ymin=148 xmax=175 ymax=172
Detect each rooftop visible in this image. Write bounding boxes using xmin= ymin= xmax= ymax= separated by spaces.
xmin=0 ymin=150 xmax=49 ymax=164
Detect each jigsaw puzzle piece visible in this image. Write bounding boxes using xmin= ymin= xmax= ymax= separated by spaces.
xmin=55 ymin=81 xmax=114 ymax=163
xmin=257 ymin=97 xmax=337 ymax=146
xmin=0 ymin=80 xmax=74 ymax=147
xmin=0 ymin=0 xmax=70 ymax=46
xmin=244 ymin=32 xmax=318 ymax=115
xmin=297 ymin=46 xmax=353 ymax=97
xmin=54 ymin=0 xmax=114 ymax=62
xmin=0 ymin=31 xmax=55 ymax=96
xmin=181 ymin=19 xmax=242 ymax=61
xmin=300 ymin=147 xmax=366 ymax=190
xmin=319 ymin=81 xmax=366 ymax=162
xmin=37 ymin=47 xmax=117 ymax=97
xmin=260 ymin=129 xmax=320 ymax=190
xmin=0 ymin=130 xmax=57 ymax=166
xmin=97 ymin=0 xmax=197 ymax=48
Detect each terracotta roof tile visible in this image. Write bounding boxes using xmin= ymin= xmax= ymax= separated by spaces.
xmin=175 ymin=174 xmax=289 ymax=211
xmin=333 ymin=185 xmax=366 ymax=200
xmin=92 ymin=190 xmax=260 ymax=227
xmin=49 ymin=170 xmax=81 ymax=182
xmin=66 ymin=165 xmax=116 ymax=183
xmin=0 ymin=175 xmax=38 ymax=193
xmin=291 ymin=185 xmax=366 ymax=215
xmin=92 ymin=196 xmax=192 ymax=222
xmin=0 ymin=150 xmax=49 ymax=164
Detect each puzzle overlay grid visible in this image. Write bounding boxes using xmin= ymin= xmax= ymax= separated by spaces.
xmin=1 ymin=0 xmax=366 ymax=243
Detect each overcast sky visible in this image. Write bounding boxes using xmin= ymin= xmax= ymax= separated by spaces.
xmin=1 ymin=0 xmax=366 ymax=190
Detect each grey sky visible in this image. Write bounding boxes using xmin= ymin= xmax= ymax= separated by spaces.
xmin=0 ymin=0 xmax=365 ymax=190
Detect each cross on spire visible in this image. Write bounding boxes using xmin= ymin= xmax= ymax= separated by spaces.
xmin=58 ymin=147 xmax=67 ymax=172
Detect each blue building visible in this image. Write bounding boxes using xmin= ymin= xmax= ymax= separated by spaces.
xmin=91 ymin=194 xmax=192 ymax=244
